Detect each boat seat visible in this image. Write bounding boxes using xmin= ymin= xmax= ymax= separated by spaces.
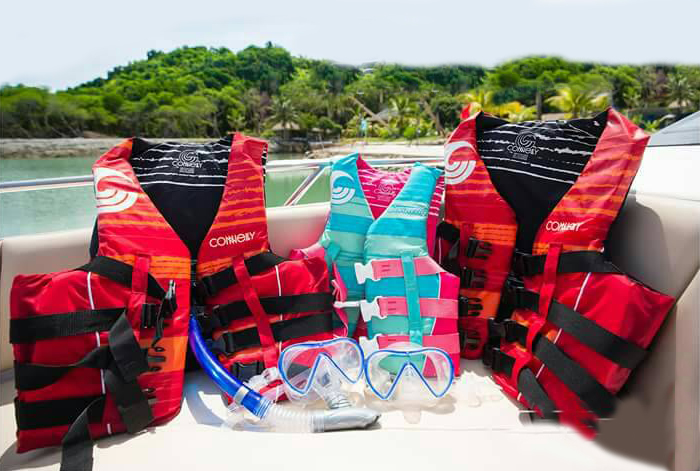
xmin=0 ymin=195 xmax=698 ymax=471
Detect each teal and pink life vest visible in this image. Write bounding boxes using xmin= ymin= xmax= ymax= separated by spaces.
xmin=291 ymin=154 xmax=461 ymax=373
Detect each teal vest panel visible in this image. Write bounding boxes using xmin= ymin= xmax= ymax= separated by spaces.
xmin=364 ymin=163 xmax=442 ymax=344
xmin=318 ymin=154 xmax=375 ymax=335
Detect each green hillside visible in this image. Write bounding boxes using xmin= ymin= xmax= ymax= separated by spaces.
xmin=2 ymin=43 xmax=699 ymax=139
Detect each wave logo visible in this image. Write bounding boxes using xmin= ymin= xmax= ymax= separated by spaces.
xmin=507 ymin=131 xmax=539 ymax=160
xmin=173 ymin=150 xmax=203 ymax=174
xmin=94 ymin=168 xmax=138 ymax=214
xmin=330 ymin=171 xmax=356 ymax=205
xmin=444 ymin=141 xmax=477 ymax=185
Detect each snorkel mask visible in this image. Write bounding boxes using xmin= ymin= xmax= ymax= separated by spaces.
xmin=278 ymin=337 xmax=457 ymax=423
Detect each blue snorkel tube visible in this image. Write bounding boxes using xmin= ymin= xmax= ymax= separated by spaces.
xmin=189 ymin=316 xmax=380 ymax=432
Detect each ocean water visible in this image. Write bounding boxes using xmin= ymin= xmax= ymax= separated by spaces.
xmin=0 ymin=153 xmax=330 ymax=238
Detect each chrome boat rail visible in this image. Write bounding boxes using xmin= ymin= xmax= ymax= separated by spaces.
xmin=0 ymin=156 xmax=443 ymax=206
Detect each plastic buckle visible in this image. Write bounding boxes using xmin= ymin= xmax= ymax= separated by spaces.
xmin=141 ymin=304 xmax=158 ymax=329
xmin=359 ymin=298 xmax=386 ymax=323
xmin=487 ymin=318 xmax=506 ymax=341
xmin=482 ymin=346 xmax=496 ymax=368
xmin=461 ymin=267 xmax=486 ymax=289
xmin=358 ymin=336 xmax=379 ymax=356
xmin=459 ymin=296 xmax=483 ymax=317
xmin=160 ymin=280 xmax=177 ymax=318
xmin=512 ymin=251 xmax=536 ymax=277
xmin=465 ymin=237 xmax=493 ymax=259
xmin=354 ymin=262 xmax=377 ymax=284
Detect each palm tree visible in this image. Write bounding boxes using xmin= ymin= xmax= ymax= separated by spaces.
xmin=460 ymin=89 xmax=496 ymax=114
xmin=267 ymin=97 xmax=299 ymax=140
xmin=499 ymin=101 xmax=536 ymax=122
xmin=546 ymin=83 xmax=609 ymax=118
xmin=666 ymin=73 xmax=692 ymax=110
xmin=389 ymin=96 xmax=417 ymax=132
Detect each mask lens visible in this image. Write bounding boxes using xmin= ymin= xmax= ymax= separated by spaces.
xmin=279 ymin=338 xmax=364 ymax=401
xmin=364 ymin=344 xmax=454 ymax=401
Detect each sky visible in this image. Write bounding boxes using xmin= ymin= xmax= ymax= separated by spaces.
xmin=1 ymin=0 xmax=698 ymax=91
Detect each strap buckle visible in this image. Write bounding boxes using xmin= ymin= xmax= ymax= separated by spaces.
xmin=497 ymin=280 xmax=525 ymax=320
xmin=488 ymin=318 xmax=520 ymax=343
xmin=512 ymin=251 xmax=536 ymax=277
xmin=334 ymin=299 xmax=387 ymax=323
xmin=358 ymin=336 xmax=379 ymax=356
xmin=458 ymin=296 xmax=483 ymax=317
xmin=354 ymin=262 xmax=377 ymax=284
xmin=482 ymin=347 xmax=506 ymax=371
xmin=461 ymin=267 xmax=486 ymax=289
xmin=359 ymin=298 xmax=385 ymax=323
xmin=465 ymin=237 xmax=492 ymax=259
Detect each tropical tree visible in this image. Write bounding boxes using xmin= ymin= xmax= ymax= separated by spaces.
xmin=498 ymin=101 xmax=536 ymax=122
xmin=460 ymin=88 xmax=496 ymax=114
xmin=666 ymin=73 xmax=693 ymax=110
xmin=546 ymin=76 xmax=610 ymax=118
xmin=267 ymin=97 xmax=300 ymax=140
xmin=389 ymin=96 xmax=418 ymax=133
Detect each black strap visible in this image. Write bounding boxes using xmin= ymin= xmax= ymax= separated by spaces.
xmin=79 ymin=256 xmax=166 ymax=300
xmin=211 ymin=311 xmax=340 ymax=354
xmin=10 ymin=308 xmax=124 ymax=344
xmin=60 ymin=397 xmax=105 ymax=471
xmin=497 ymin=321 xmax=617 ymax=418
xmin=15 ymin=395 xmax=106 ymax=430
xmin=210 ymin=293 xmax=334 ymax=328
xmin=14 ymin=314 xmax=152 ymax=430
xmin=14 ymin=347 xmax=111 ymax=390
xmin=196 ymin=252 xmax=286 ymax=299
xmin=497 ymin=285 xmax=647 ymax=369
xmin=436 ymin=221 xmax=460 ymax=244
xmin=484 ymin=348 xmax=558 ymax=420
xmin=512 ymin=250 xmax=621 ymax=278
xmin=103 ymin=314 xmax=153 ymax=433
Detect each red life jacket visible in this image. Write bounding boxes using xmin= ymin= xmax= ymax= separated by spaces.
xmin=10 ymin=134 xmax=342 ymax=469
xmin=437 ymin=109 xmax=674 ymax=434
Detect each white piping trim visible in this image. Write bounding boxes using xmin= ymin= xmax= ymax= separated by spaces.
xmin=87 ymin=272 xmax=107 ymax=396
xmin=573 ymin=272 xmax=592 ymax=311
xmin=274 ymin=265 xmax=282 ymax=297
xmin=89 ymin=271 xmax=111 ymax=434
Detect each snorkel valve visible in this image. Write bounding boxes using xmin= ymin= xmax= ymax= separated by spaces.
xmin=188 ymin=316 xmax=380 ymax=432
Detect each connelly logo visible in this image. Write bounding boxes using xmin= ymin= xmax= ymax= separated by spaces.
xmin=173 ymin=150 xmax=203 ymax=174
xmin=330 ymin=171 xmax=356 ymax=205
xmin=94 ymin=167 xmax=138 ymax=214
xmin=392 ymin=204 xmax=428 ymax=218
xmin=507 ymin=131 xmax=539 ymax=160
xmin=546 ymin=221 xmax=584 ymax=232
xmin=444 ymin=140 xmax=476 ymax=185
xmin=209 ymin=232 xmax=257 ymax=247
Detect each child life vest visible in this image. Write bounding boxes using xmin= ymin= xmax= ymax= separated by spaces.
xmin=10 ymin=134 xmax=343 ymax=470
xmin=291 ymin=155 xmax=460 ymax=372
xmin=436 ymin=108 xmax=674 ymax=434
xmin=290 ymin=153 xmax=444 ymax=337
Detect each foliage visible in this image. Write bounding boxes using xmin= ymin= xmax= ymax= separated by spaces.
xmin=2 ymin=45 xmax=699 ymax=139
xmin=546 ymin=74 xmax=610 ymax=118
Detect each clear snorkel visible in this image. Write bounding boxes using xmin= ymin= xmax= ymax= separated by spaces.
xmin=189 ymin=316 xmax=380 ymax=432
